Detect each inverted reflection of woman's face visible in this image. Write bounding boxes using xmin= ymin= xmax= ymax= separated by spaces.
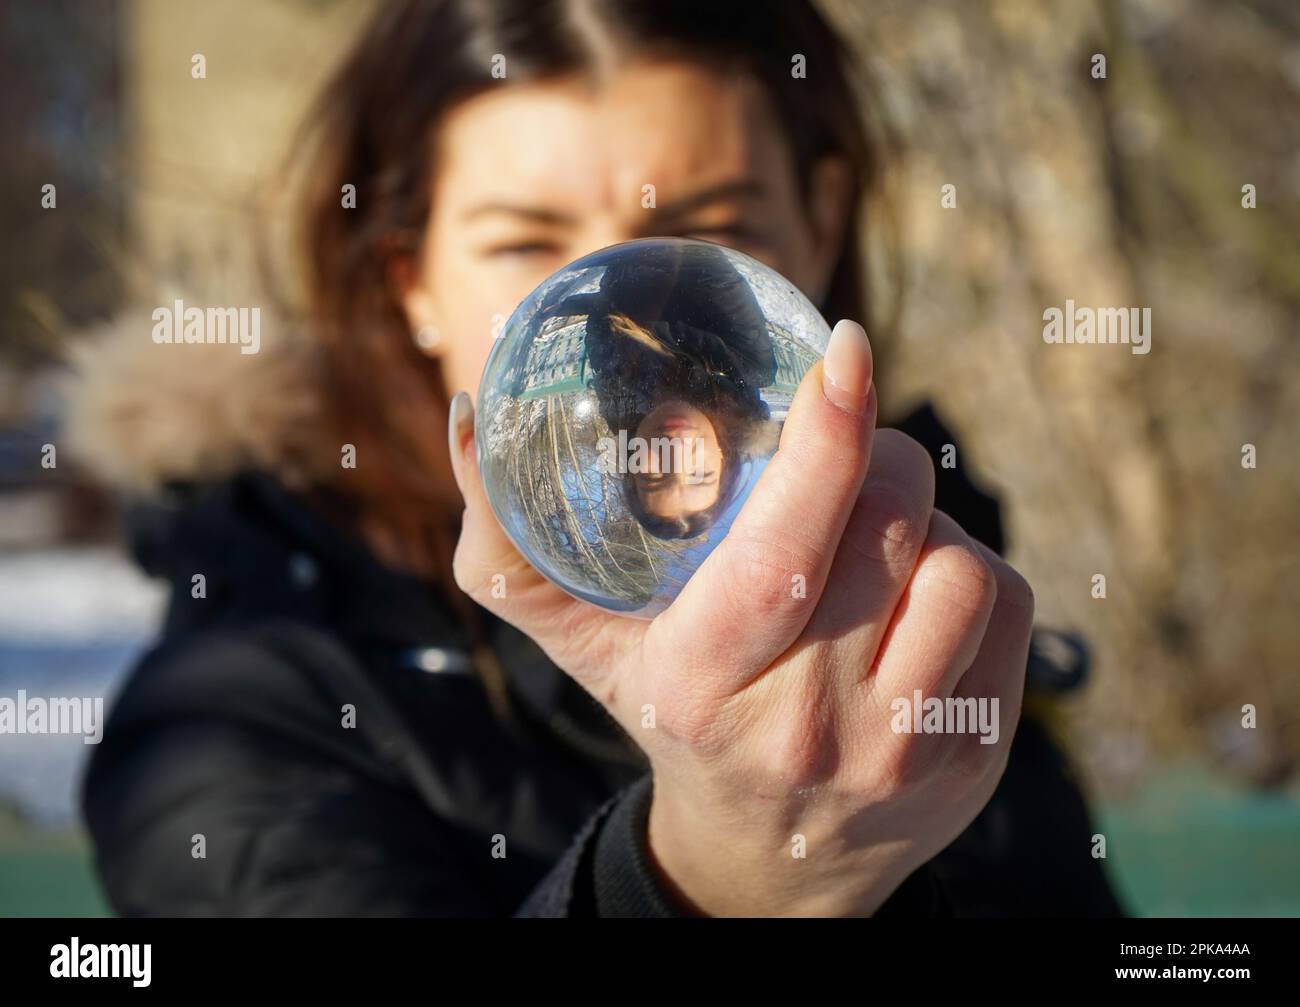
xmin=398 ymin=59 xmax=851 ymax=402
xmin=632 ymin=400 xmax=723 ymax=523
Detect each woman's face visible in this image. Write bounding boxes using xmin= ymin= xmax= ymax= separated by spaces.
xmin=632 ymin=399 xmax=723 ymax=524
xmin=400 ymin=58 xmax=852 ymax=400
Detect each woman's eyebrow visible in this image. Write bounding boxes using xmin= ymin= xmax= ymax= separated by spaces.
xmin=463 ymin=179 xmax=766 ymax=225
xmin=653 ymin=179 xmax=766 ymax=220
xmin=461 ymin=202 xmax=578 ymax=225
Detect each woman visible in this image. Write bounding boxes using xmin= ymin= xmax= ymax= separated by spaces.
xmin=76 ymin=0 xmax=1122 ymax=916
xmin=568 ymin=239 xmax=777 ymax=539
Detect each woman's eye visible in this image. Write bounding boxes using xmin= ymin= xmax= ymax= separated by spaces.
xmin=485 ymin=242 xmax=561 ymax=259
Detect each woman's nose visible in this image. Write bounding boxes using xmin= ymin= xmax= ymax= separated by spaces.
xmin=572 ymin=222 xmax=641 ymax=260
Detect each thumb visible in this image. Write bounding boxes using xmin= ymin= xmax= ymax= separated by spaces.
xmin=648 ymin=319 xmax=877 ymax=691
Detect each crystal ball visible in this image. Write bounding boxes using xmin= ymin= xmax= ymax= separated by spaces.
xmin=476 ymin=237 xmax=831 ymax=618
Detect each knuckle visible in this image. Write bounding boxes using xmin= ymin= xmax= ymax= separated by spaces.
xmin=722 ymin=531 xmax=825 ymax=618
xmin=918 ymin=544 xmax=998 ymax=617
xmin=996 ymin=564 xmax=1036 ymax=621
xmin=851 ymin=478 xmax=932 ymax=571
xmin=950 ymin=545 xmax=998 ymax=601
xmin=983 ymin=561 xmax=1036 ymax=653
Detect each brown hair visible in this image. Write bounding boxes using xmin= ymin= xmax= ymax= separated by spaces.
xmin=289 ymin=0 xmax=897 ymax=625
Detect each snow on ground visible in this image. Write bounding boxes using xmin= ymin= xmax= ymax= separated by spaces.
xmin=0 ymin=546 xmax=166 ymax=827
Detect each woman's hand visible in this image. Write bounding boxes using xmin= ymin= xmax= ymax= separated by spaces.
xmin=447 ymin=319 xmax=1034 ymax=916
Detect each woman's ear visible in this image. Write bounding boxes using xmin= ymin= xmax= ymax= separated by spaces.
xmin=388 ymin=250 xmax=443 ymax=354
xmin=805 ymin=154 xmax=854 ymax=306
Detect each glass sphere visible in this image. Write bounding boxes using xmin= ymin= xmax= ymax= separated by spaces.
xmin=476 ymin=237 xmax=831 ymax=618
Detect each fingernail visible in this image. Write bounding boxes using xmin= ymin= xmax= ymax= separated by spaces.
xmin=448 ymin=391 xmax=475 ymax=490
xmin=822 ymin=319 xmax=873 ymax=415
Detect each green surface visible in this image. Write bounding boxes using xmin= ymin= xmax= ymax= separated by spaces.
xmin=0 ymin=813 xmax=109 ymax=917
xmin=0 ymin=847 xmax=109 ymax=917
xmin=1097 ymin=764 xmax=1300 ymax=917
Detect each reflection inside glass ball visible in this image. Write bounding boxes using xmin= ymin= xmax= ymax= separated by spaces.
xmin=476 ymin=238 xmax=831 ymax=617
xmin=628 ymin=399 xmax=722 ymax=536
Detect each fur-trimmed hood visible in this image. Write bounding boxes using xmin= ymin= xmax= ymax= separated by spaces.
xmin=63 ymin=290 xmax=332 ymax=496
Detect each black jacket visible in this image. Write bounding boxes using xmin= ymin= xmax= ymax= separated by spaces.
xmin=80 ymin=406 xmax=1124 ymax=917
